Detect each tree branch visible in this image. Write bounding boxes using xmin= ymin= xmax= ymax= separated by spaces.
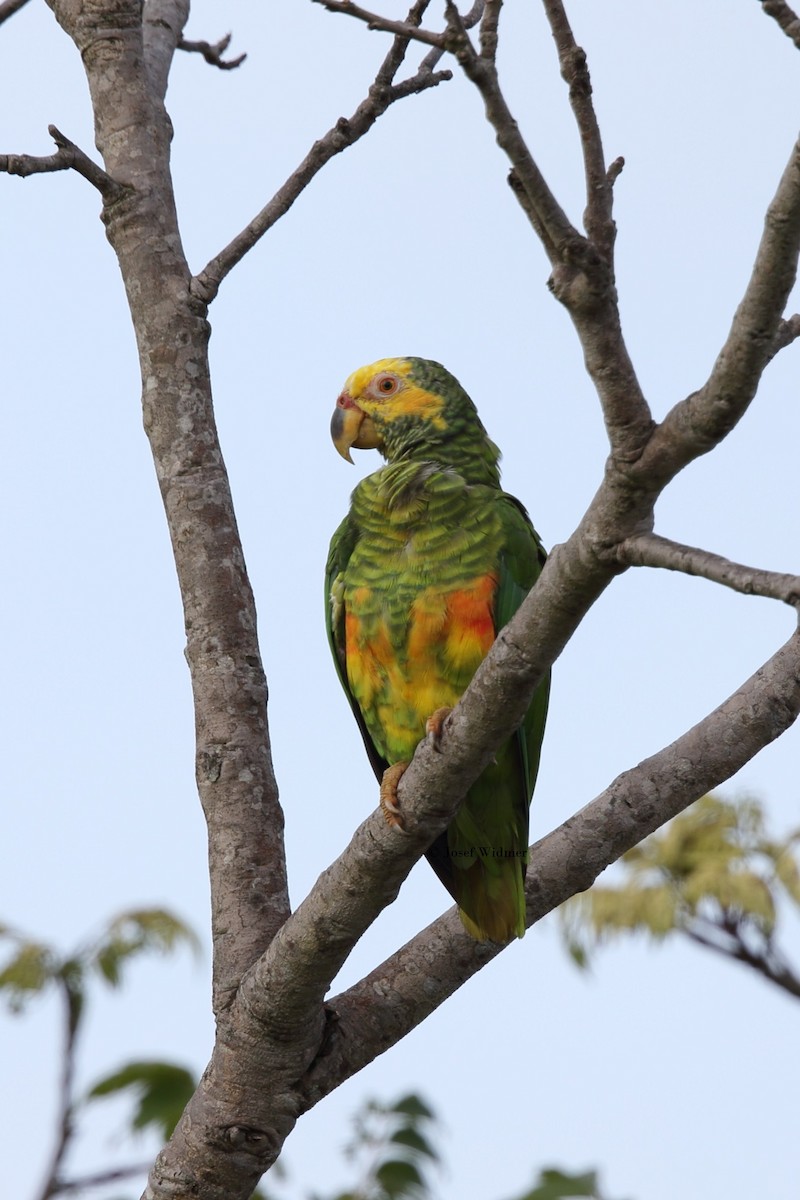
xmin=47 ymin=0 xmax=290 ymax=1016
xmin=52 ymin=1163 xmax=155 ymax=1195
xmin=619 ymin=533 xmax=800 ymax=606
xmin=685 ymin=922 xmax=800 ymax=1000
xmin=638 ymin=133 xmax=800 ymax=487
xmin=542 ymin=0 xmax=617 ymax=254
xmin=0 ymin=125 xmax=124 ymax=199
xmin=143 ymin=0 xmax=190 ymax=102
xmin=0 ymin=0 xmax=31 ymax=25
xmin=761 ymin=0 xmax=800 ymax=50
xmin=312 ymin=0 xmax=445 ymax=48
xmin=36 ymin=977 xmax=81 ymax=1200
xmin=192 ymin=1 xmax=451 ymax=303
xmin=300 ymin=625 xmax=800 ymax=1105
xmin=178 ymin=32 xmax=246 ymax=70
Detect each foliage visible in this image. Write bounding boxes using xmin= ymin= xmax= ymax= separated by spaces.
xmin=87 ymin=1060 xmax=197 ymax=1142
xmin=559 ymin=795 xmax=800 ymax=998
xmin=0 ymin=908 xmax=199 ymax=1014
xmin=0 ymin=909 xmax=198 ymax=1199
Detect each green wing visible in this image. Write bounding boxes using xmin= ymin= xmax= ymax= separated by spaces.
xmin=495 ymin=493 xmax=550 ymax=803
xmin=325 ymin=513 xmax=389 ymax=782
xmin=427 ymin=491 xmax=549 ymax=941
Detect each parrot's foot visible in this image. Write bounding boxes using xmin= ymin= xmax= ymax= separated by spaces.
xmin=425 ymin=706 xmax=453 ymax=751
xmin=380 ymin=762 xmax=408 ymax=829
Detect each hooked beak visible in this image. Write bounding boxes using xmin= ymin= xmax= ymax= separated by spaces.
xmin=330 ymin=392 xmax=382 ymax=463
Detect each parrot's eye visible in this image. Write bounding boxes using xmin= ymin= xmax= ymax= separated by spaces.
xmin=374 ymin=374 xmax=399 ymax=397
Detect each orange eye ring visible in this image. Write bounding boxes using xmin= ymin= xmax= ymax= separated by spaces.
xmin=374 ymin=374 xmax=398 ymax=397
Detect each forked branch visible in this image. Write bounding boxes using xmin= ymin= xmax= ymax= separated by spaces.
xmin=178 ymin=32 xmax=246 ymax=70
xmin=193 ymin=0 xmax=451 ymax=302
xmin=0 ymin=126 xmax=124 ymax=199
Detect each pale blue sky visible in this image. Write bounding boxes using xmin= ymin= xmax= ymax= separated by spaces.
xmin=2 ymin=3 xmax=799 ymax=1199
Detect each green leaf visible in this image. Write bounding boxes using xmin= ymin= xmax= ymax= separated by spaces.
xmin=90 ymin=909 xmax=200 ymax=988
xmin=390 ymin=1126 xmax=439 ymax=1162
xmin=374 ymin=1157 xmax=425 ymax=1197
xmin=508 ymin=1167 xmax=617 ymax=1200
xmin=390 ymin=1094 xmax=435 ymax=1120
xmin=87 ymin=1060 xmax=196 ymax=1140
xmin=0 ymin=942 xmax=57 ymax=1011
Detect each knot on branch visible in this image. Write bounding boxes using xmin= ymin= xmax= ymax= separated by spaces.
xmin=548 ymin=251 xmax=614 ymax=314
xmin=226 ymin=1124 xmax=277 ymax=1155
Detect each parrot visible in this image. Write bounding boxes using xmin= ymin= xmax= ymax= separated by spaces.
xmin=326 ymin=356 xmax=549 ymax=943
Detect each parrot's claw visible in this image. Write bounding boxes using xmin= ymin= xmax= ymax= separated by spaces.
xmin=425 ymin=706 xmax=453 ymax=751
xmin=380 ymin=762 xmax=408 ymax=830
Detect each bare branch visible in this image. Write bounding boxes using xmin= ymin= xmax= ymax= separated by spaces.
xmin=542 ymin=0 xmax=617 ymax=254
xmin=761 ymin=0 xmax=800 ymax=50
xmin=639 ymin=133 xmax=800 ymax=486
xmin=193 ymin=3 xmax=451 ymax=302
xmin=479 ymin=0 xmax=502 ymax=61
xmin=685 ymin=923 xmax=800 ymax=1001
xmin=0 ymin=0 xmax=31 ymax=25
xmin=619 ymin=533 xmax=800 ymax=606
xmin=312 ymin=0 xmax=445 ymax=48
xmin=0 ymin=126 xmax=123 ymax=199
xmin=51 ymin=1163 xmax=154 ymax=1195
xmin=36 ymin=978 xmax=81 ymax=1200
xmin=418 ymin=0 xmax=485 ymax=73
xmin=443 ymin=0 xmax=577 ymax=259
xmin=178 ymin=32 xmax=247 ymax=70
xmin=300 ymin=626 xmax=800 ymax=1104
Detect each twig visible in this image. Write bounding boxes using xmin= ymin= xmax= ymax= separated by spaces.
xmin=178 ymin=32 xmax=247 ymax=70
xmin=419 ymin=0 xmax=485 ymax=74
xmin=479 ymin=0 xmax=502 ymax=61
xmin=542 ymin=0 xmax=616 ymax=254
xmin=443 ymin=1 xmax=577 ymax=259
xmin=0 ymin=125 xmax=124 ymax=200
xmin=48 ymin=1163 xmax=154 ymax=1195
xmin=193 ymin=2 xmax=450 ymax=302
xmin=761 ymin=0 xmax=800 ymax=50
xmin=685 ymin=922 xmax=800 ymax=1001
xmin=0 ymin=0 xmax=31 ymax=25
xmin=36 ymin=977 xmax=82 ymax=1200
xmin=312 ymin=0 xmax=445 ymax=48
xmin=618 ymin=533 xmax=800 ymax=606
xmin=639 ymin=133 xmax=800 ymax=486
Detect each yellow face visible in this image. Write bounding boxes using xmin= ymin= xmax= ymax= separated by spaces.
xmin=331 ymin=358 xmax=447 ymax=462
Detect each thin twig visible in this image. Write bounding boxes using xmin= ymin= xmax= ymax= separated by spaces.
xmin=48 ymin=1162 xmax=154 ymax=1195
xmin=178 ymin=32 xmax=247 ymax=70
xmin=0 ymin=125 xmax=124 ymax=200
xmin=761 ymin=0 xmax=800 ymax=50
xmin=0 ymin=0 xmax=31 ymax=25
xmin=419 ymin=0 xmax=485 ymax=73
xmin=192 ymin=2 xmax=450 ymax=301
xmin=313 ymin=0 xmax=444 ymax=47
xmin=639 ymin=134 xmax=800 ymax=487
xmin=619 ymin=532 xmax=800 ymax=606
xmin=479 ymin=0 xmax=502 ymax=61
xmin=685 ymin=923 xmax=800 ymax=1000
xmin=36 ymin=977 xmax=82 ymax=1200
xmin=443 ymin=1 xmax=577 ymax=259
xmin=542 ymin=0 xmax=616 ymax=254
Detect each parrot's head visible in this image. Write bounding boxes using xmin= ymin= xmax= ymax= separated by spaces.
xmin=331 ymin=357 xmax=501 ymax=482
